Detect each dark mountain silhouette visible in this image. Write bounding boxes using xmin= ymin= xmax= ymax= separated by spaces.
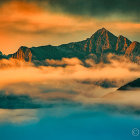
xmin=0 ymin=51 xmax=7 ymax=59
xmin=2 ymin=28 xmax=140 ymax=64
xmin=118 ymin=78 xmax=140 ymax=90
xmin=0 ymin=51 xmax=3 ymax=59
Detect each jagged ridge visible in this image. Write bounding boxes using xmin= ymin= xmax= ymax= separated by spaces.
xmin=2 ymin=28 xmax=140 ymax=64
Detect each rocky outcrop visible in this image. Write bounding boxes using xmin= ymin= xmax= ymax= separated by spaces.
xmin=12 ymin=46 xmax=32 ymax=62
xmin=125 ymin=41 xmax=140 ymax=56
xmin=116 ymin=35 xmax=131 ymax=54
xmin=0 ymin=51 xmax=7 ymax=59
xmin=125 ymin=41 xmax=140 ymax=63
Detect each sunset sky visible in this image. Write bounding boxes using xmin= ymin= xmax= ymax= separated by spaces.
xmin=0 ymin=0 xmax=139 ymax=54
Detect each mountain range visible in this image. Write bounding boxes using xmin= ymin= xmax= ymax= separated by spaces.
xmin=0 ymin=28 xmax=140 ymax=65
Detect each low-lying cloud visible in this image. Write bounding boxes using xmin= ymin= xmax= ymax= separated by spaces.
xmin=0 ymin=55 xmax=139 ymax=107
xmin=0 ymin=109 xmax=38 ymax=124
xmin=0 ymin=55 xmax=139 ymax=87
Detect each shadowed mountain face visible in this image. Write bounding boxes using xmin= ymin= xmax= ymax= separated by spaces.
xmin=0 ymin=51 xmax=7 ymax=59
xmin=116 ymin=35 xmax=131 ymax=54
xmin=0 ymin=51 xmax=3 ymax=59
xmin=118 ymin=78 xmax=140 ymax=90
xmin=5 ymin=28 xmax=140 ymax=64
xmin=125 ymin=41 xmax=140 ymax=63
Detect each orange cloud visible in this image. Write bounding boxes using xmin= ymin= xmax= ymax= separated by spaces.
xmin=0 ymin=56 xmax=139 ymax=88
xmin=46 ymin=58 xmax=83 ymax=66
xmin=0 ymin=0 xmax=139 ymax=54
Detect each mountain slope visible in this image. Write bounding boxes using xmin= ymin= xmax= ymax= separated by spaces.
xmin=0 ymin=51 xmax=7 ymax=59
xmin=118 ymin=78 xmax=140 ymax=90
xmin=83 ymin=28 xmax=118 ymax=54
xmin=116 ymin=35 xmax=131 ymax=54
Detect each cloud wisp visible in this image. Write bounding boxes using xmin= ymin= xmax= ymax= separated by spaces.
xmin=0 ymin=56 xmax=139 ymax=87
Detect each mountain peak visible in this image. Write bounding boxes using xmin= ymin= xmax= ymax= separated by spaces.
xmin=118 ymin=35 xmax=125 ymax=39
xmin=18 ymin=46 xmax=28 ymax=51
xmin=92 ymin=28 xmax=116 ymax=38
xmin=96 ymin=27 xmax=108 ymax=34
xmin=116 ymin=35 xmax=131 ymax=54
xmin=91 ymin=28 xmax=113 ymax=38
xmin=100 ymin=27 xmax=107 ymax=31
xmin=85 ymin=28 xmax=118 ymax=54
xmin=117 ymin=35 xmax=131 ymax=42
xmin=12 ymin=46 xmax=32 ymax=62
xmin=125 ymin=41 xmax=140 ymax=57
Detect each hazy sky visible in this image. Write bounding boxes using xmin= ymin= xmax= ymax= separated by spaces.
xmin=0 ymin=0 xmax=139 ymax=54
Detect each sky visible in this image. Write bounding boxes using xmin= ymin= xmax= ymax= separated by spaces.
xmin=0 ymin=0 xmax=139 ymax=54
